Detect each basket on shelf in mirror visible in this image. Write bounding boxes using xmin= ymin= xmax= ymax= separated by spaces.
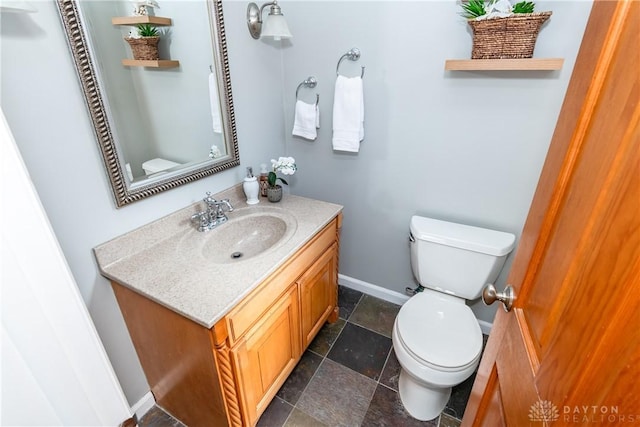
xmin=125 ymin=24 xmax=160 ymax=61
xmin=462 ymin=0 xmax=551 ymax=59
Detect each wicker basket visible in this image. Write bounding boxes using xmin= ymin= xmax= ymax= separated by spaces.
xmin=468 ymin=12 xmax=551 ymax=59
xmin=125 ymin=37 xmax=160 ymax=61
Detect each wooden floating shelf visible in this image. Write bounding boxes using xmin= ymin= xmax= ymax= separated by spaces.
xmin=445 ymin=58 xmax=564 ymax=71
xmin=121 ymin=59 xmax=180 ymax=68
xmin=112 ymin=16 xmax=172 ymax=26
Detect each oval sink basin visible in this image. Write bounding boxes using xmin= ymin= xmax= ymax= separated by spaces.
xmin=197 ymin=210 xmax=296 ymax=263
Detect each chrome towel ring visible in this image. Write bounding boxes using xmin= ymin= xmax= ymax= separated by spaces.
xmin=295 ymin=76 xmax=319 ymax=105
xmin=336 ymin=47 xmax=365 ymax=78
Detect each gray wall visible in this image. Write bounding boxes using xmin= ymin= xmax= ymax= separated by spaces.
xmin=1 ymin=0 xmax=592 ymax=407
xmin=280 ymin=0 xmax=592 ymax=322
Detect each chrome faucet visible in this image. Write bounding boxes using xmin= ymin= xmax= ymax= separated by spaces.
xmin=191 ymin=192 xmax=234 ymax=232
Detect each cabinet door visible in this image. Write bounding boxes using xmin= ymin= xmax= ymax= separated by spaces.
xmin=231 ymin=285 xmax=300 ymax=426
xmin=299 ymin=244 xmax=337 ymax=348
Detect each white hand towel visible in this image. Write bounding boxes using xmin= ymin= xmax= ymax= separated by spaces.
xmin=332 ymin=75 xmax=364 ymax=152
xmin=208 ymin=73 xmax=222 ymax=134
xmin=292 ymin=100 xmax=319 ymax=140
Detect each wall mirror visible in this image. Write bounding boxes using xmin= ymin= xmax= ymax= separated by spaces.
xmin=56 ymin=0 xmax=239 ymax=207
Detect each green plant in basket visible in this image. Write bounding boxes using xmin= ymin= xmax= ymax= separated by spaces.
xmin=512 ymin=1 xmax=535 ymax=13
xmin=460 ymin=0 xmax=536 ymax=19
xmin=461 ymin=0 xmax=488 ymax=18
xmin=137 ymin=23 xmax=158 ymax=37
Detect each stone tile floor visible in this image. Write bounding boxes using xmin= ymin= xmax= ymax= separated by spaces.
xmin=139 ymin=286 xmax=485 ymax=427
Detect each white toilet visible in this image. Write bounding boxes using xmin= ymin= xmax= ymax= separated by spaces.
xmin=392 ymin=215 xmax=516 ymax=421
xmin=142 ymin=158 xmax=180 ymax=176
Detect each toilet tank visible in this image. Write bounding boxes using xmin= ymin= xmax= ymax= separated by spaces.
xmin=142 ymin=158 xmax=180 ymax=175
xmin=409 ymin=216 xmax=516 ymax=300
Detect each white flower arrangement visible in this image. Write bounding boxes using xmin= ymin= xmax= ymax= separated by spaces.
xmin=461 ymin=0 xmax=536 ymax=19
xmin=268 ymin=156 xmax=297 ymax=187
xmin=209 ymin=144 xmax=222 ymax=159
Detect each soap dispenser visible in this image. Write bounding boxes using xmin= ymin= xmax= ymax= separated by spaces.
xmin=259 ymin=163 xmax=269 ymax=197
xmin=243 ymin=167 xmax=260 ymax=205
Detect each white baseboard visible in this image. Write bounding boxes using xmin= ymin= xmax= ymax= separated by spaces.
xmin=477 ymin=320 xmax=492 ymax=335
xmin=130 ymin=391 xmax=155 ymax=422
xmin=338 ymin=274 xmax=410 ymax=305
xmin=338 ymin=274 xmax=493 ymax=335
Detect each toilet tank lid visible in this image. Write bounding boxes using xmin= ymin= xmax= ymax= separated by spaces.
xmin=410 ymin=216 xmax=516 ymax=256
xmin=142 ymin=158 xmax=180 ymax=172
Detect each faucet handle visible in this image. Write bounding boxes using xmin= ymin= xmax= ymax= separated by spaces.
xmin=190 ymin=212 xmax=209 ymax=231
xmin=219 ymin=199 xmax=234 ymax=212
xmin=213 ymin=199 xmax=234 ymax=220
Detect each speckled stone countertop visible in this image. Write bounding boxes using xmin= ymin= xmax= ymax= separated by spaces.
xmin=94 ymin=185 xmax=343 ymax=329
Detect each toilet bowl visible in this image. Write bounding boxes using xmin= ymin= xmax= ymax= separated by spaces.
xmin=393 ymin=290 xmax=483 ymax=420
xmin=393 ymin=215 xmax=515 ymax=421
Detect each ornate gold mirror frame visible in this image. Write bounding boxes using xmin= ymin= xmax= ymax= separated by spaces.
xmin=56 ymin=0 xmax=240 ymax=207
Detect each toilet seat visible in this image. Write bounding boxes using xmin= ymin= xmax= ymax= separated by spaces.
xmin=396 ymin=292 xmax=482 ymax=371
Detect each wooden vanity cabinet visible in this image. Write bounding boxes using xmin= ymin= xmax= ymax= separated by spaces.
xmin=112 ymin=214 xmax=341 ymax=427
xmin=299 ymin=243 xmax=338 ymax=348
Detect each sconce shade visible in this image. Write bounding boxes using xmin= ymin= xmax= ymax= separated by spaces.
xmin=261 ymin=13 xmax=292 ymax=40
xmin=247 ymin=1 xmax=292 ymax=40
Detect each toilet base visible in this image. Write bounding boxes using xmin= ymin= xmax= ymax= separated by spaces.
xmin=398 ymin=369 xmax=451 ymax=421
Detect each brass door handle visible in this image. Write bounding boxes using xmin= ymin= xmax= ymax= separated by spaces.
xmin=482 ymin=284 xmax=515 ymax=312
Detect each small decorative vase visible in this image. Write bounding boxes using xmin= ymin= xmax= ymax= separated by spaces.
xmin=267 ymin=185 xmax=283 ymax=203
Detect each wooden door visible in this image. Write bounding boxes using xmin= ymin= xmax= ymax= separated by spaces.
xmin=232 ymin=285 xmax=301 ymax=426
xmin=299 ymin=244 xmax=338 ymax=348
xmin=463 ymin=1 xmax=639 ymax=425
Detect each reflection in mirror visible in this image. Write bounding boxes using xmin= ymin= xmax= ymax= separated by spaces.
xmin=56 ymin=0 xmax=240 ymax=207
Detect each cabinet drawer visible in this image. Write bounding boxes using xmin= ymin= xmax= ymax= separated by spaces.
xmin=226 ymin=218 xmax=337 ymax=344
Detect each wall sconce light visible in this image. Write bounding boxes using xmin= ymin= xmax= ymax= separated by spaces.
xmin=247 ymin=1 xmax=292 ymax=41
